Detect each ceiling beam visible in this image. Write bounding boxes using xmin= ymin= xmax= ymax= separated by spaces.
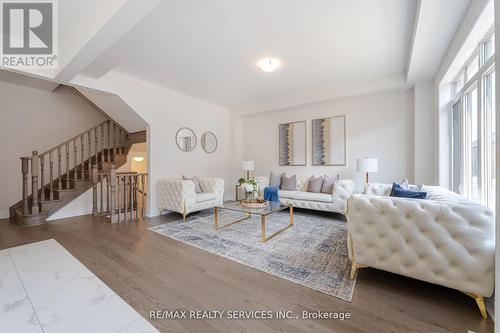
xmin=237 ymin=73 xmax=412 ymax=116
xmin=406 ymin=0 xmax=423 ymax=83
xmin=406 ymin=0 xmax=472 ymax=83
xmin=55 ymin=0 xmax=163 ymax=83
xmin=0 ymin=69 xmax=60 ymax=91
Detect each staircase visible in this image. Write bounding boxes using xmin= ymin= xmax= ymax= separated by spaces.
xmin=91 ymin=167 xmax=148 ymax=224
xmin=9 ymin=119 xmax=142 ymax=226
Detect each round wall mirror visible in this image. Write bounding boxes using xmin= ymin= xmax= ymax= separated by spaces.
xmin=176 ymin=127 xmax=197 ymax=152
xmin=201 ymin=131 xmax=218 ymax=153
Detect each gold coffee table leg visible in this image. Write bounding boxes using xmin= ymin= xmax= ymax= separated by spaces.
xmin=214 ymin=210 xmax=251 ymax=230
xmin=261 ymin=215 xmax=266 ymax=242
xmin=261 ymin=205 xmax=294 ymax=242
xmin=214 ymin=207 xmax=218 ymax=229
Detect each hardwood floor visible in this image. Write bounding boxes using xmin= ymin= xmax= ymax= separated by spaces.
xmin=0 ymin=211 xmax=494 ymax=333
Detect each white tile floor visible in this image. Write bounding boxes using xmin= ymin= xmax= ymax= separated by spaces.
xmin=0 ymin=239 xmax=158 ymax=333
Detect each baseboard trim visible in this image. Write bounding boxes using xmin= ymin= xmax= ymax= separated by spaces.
xmin=0 ymin=210 xmax=10 ymax=219
xmin=485 ymin=296 xmax=494 ymax=321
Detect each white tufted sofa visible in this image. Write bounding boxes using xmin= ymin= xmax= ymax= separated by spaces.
xmin=157 ymin=177 xmax=224 ymax=220
xmin=255 ymin=176 xmax=355 ymax=214
xmin=347 ymin=183 xmax=495 ymax=318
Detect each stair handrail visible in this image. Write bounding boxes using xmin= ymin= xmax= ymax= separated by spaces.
xmin=13 ymin=86 xmax=143 ymax=224
xmin=40 ymin=119 xmax=127 ymax=156
xmin=18 ymin=117 xmax=130 ymax=219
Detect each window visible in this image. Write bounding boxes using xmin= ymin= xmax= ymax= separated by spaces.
xmin=465 ymin=52 xmax=479 ymax=80
xmin=464 ymin=85 xmax=479 ymax=202
xmin=483 ymin=69 xmax=496 ymax=209
xmin=453 ymin=70 xmax=465 ymax=97
xmin=483 ymin=31 xmax=495 ymax=62
xmin=451 ymin=102 xmax=463 ymax=193
xmin=450 ymin=25 xmax=495 ymax=211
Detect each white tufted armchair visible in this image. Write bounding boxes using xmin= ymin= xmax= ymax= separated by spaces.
xmin=157 ymin=177 xmax=224 ymax=220
xmin=347 ymin=183 xmax=495 ymax=319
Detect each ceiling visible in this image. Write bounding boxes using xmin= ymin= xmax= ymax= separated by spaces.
xmin=83 ymin=0 xmax=419 ymax=114
xmin=75 ymin=86 xmax=148 ymax=132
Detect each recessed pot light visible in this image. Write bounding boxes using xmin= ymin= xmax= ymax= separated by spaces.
xmin=133 ymin=156 xmax=144 ymax=162
xmin=257 ymin=57 xmax=281 ymax=72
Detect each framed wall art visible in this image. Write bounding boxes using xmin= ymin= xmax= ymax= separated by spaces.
xmin=312 ymin=115 xmax=346 ymax=166
xmin=279 ymin=121 xmax=306 ymax=166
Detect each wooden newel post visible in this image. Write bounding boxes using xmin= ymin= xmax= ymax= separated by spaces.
xmin=92 ymin=164 xmax=98 ymax=216
xmin=21 ymin=157 xmax=29 ymax=214
xmin=31 ymin=151 xmax=40 ymax=214
xmin=110 ymin=165 xmax=117 ymax=223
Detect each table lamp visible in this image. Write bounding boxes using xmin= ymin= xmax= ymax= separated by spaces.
xmin=357 ymin=158 xmax=378 ymax=183
xmin=242 ymin=160 xmax=255 ymax=180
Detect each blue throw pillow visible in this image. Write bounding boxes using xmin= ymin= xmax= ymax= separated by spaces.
xmin=390 ymin=183 xmax=427 ymax=199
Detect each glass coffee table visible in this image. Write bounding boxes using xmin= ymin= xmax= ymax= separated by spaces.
xmin=214 ymin=201 xmax=294 ymax=242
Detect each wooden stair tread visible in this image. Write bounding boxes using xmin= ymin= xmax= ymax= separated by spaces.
xmin=13 ymin=207 xmax=47 ymax=226
xmin=56 ymin=188 xmax=77 ymax=192
xmin=60 ymin=177 xmax=91 ymax=183
xmin=14 ymin=207 xmax=45 ymax=217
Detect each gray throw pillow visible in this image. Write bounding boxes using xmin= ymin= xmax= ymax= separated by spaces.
xmin=270 ymin=171 xmax=284 ymax=187
xmin=183 ymin=176 xmax=202 ymax=193
xmin=307 ymin=176 xmax=324 ymax=193
xmin=321 ymin=174 xmax=339 ymax=194
xmin=281 ymin=175 xmax=297 ymax=191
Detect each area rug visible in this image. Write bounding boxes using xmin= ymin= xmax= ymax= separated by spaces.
xmin=148 ymin=210 xmax=356 ymax=302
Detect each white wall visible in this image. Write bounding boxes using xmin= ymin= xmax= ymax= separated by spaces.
xmin=241 ymin=88 xmax=415 ymax=188
xmin=73 ymin=71 xmax=243 ymax=217
xmin=0 ymin=84 xmax=105 ymax=218
xmin=47 ymin=189 xmax=94 ymax=221
xmin=413 ymin=81 xmax=435 ymax=184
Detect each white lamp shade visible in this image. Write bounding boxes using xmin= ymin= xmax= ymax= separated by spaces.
xmin=242 ymin=160 xmax=255 ymax=171
xmin=357 ymin=158 xmax=378 ymax=173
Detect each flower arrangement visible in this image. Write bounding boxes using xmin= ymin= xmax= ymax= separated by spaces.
xmin=238 ymin=177 xmax=258 ymax=201
xmin=238 ymin=177 xmax=268 ymax=208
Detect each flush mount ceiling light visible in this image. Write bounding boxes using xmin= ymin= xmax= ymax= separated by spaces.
xmin=257 ymin=57 xmax=281 ymax=72
xmin=133 ymin=156 xmax=144 ymax=162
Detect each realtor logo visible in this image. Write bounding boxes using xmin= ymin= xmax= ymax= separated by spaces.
xmin=1 ymin=0 xmax=58 ymax=69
